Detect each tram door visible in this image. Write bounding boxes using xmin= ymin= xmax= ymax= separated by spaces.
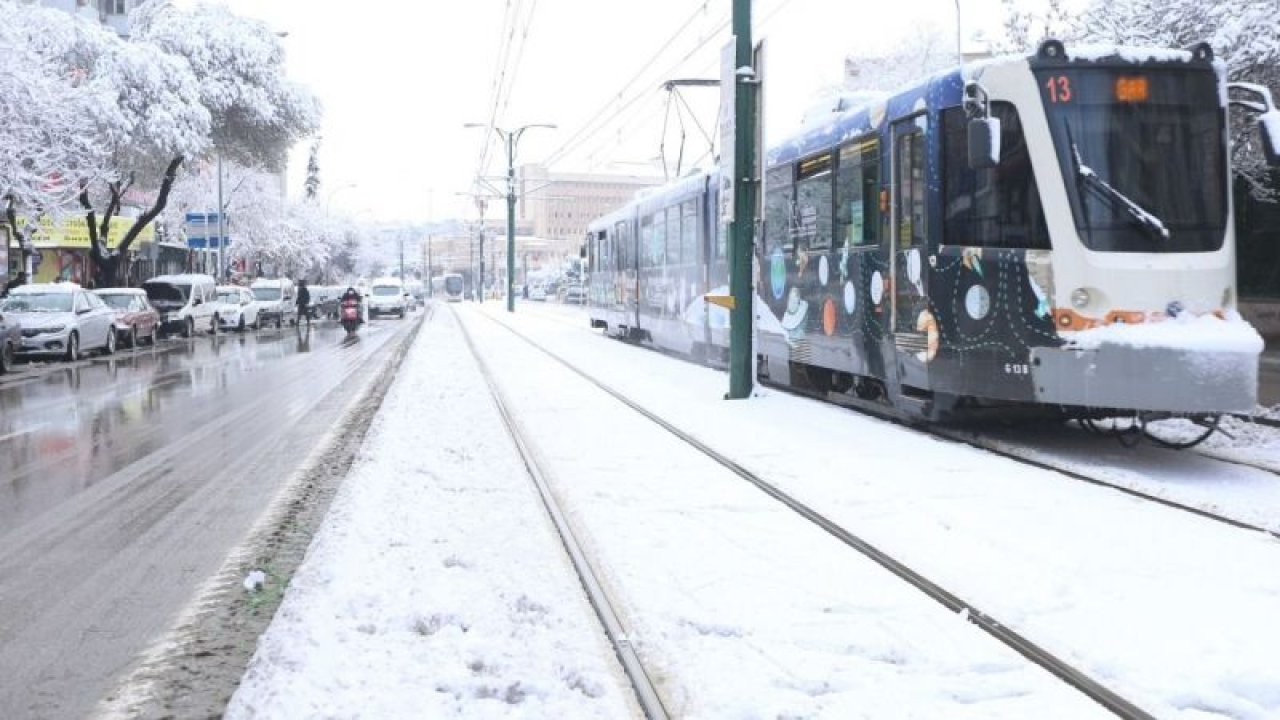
xmin=889 ymin=115 xmax=931 ymax=386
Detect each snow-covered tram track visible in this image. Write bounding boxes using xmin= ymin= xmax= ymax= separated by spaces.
xmin=473 ymin=310 xmax=1155 ymax=720
xmin=926 ymin=426 xmax=1280 ymax=540
xmin=454 ymin=311 xmax=670 ymax=720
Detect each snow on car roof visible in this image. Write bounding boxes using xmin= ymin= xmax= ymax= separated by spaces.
xmin=94 ymin=287 xmax=146 ymax=295
xmin=11 ymin=282 xmax=80 ymax=293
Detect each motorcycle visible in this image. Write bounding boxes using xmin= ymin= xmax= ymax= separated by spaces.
xmin=340 ymin=298 xmax=361 ymax=335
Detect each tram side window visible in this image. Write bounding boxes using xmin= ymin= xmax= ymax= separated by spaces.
xmin=896 ymin=127 xmax=926 ymax=249
xmin=764 ymin=166 xmax=793 ymax=254
xmin=836 ymin=138 xmax=880 ymax=248
xmin=681 ymin=200 xmax=697 ymax=265
xmin=795 ymin=153 xmax=834 ymax=251
xmin=666 ymin=205 xmax=681 ymax=264
xmin=616 ymin=221 xmax=630 ymax=271
xmin=942 ymin=103 xmax=1049 ymax=250
xmin=640 ymin=215 xmax=655 ymax=268
xmin=650 ymin=210 xmax=667 ymax=266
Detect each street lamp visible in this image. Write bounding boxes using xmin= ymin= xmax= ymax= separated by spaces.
xmin=464 ymin=122 xmax=556 ymax=312
xmin=325 ymin=183 xmax=358 ymax=216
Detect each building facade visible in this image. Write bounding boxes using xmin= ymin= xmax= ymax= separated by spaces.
xmin=517 ymin=164 xmax=664 ymax=258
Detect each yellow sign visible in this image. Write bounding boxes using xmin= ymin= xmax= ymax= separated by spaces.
xmin=704 ymin=293 xmax=736 ymax=310
xmin=19 ymin=215 xmax=155 ymax=250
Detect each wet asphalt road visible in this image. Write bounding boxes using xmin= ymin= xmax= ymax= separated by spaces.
xmin=0 ymin=314 xmax=419 ymax=719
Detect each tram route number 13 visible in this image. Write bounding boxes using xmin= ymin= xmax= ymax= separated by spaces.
xmin=1045 ymin=75 xmax=1072 ymax=103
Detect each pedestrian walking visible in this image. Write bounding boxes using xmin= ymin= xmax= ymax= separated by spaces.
xmin=1 ymin=271 xmax=27 ymax=298
xmin=295 ymin=279 xmax=311 ymax=329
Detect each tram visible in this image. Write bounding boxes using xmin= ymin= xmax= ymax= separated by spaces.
xmin=433 ymin=273 xmax=465 ymax=302
xmin=586 ymin=40 xmax=1280 ymax=426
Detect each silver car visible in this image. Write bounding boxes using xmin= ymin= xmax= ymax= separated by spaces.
xmin=0 ymin=283 xmax=117 ymax=360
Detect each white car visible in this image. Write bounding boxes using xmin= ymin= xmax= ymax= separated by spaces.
xmin=143 ymin=273 xmax=219 ymax=337
xmin=249 ymin=278 xmax=298 ymax=328
xmin=1 ymin=283 xmax=117 ymax=360
xmin=215 ymin=286 xmax=261 ymax=331
xmin=367 ymin=279 xmax=408 ymax=318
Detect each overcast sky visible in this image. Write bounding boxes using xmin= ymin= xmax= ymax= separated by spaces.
xmin=219 ymin=0 xmax=1015 ymax=223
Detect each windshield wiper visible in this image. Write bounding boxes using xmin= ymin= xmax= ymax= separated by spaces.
xmin=1070 ymin=143 xmax=1169 ymax=242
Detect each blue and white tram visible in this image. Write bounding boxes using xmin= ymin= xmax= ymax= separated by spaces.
xmin=587 ymin=170 xmax=728 ymax=356
xmin=587 ymin=40 xmax=1280 ymax=423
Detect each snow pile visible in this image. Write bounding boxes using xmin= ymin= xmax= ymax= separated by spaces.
xmin=1063 ymin=312 xmax=1263 ymax=353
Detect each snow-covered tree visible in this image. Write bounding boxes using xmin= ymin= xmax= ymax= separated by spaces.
xmin=991 ymin=0 xmax=1080 ymax=54
xmin=5 ymin=2 xmax=211 ymax=286
xmin=844 ymin=24 xmax=958 ymax=94
xmin=133 ymin=1 xmax=322 ymax=174
xmin=0 ymin=11 xmax=107 ymax=212
xmin=304 ymin=140 xmax=321 ymax=201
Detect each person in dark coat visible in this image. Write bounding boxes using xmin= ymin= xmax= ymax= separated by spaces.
xmin=1 ymin=271 xmax=27 ymax=298
xmin=295 ymin=279 xmax=311 ymax=328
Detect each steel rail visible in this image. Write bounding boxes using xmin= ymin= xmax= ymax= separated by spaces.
xmin=475 ymin=310 xmax=1155 ymax=720
xmin=454 ymin=308 xmax=670 ymax=720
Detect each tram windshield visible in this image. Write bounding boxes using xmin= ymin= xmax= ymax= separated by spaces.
xmin=444 ymin=275 xmax=463 ymax=294
xmin=1038 ymin=67 xmax=1226 ymax=253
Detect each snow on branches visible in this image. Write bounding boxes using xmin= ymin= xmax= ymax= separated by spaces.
xmin=0 ymin=0 xmax=323 ymax=286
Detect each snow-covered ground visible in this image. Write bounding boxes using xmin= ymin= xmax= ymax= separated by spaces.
xmin=229 ymin=301 xmax=1280 ymax=719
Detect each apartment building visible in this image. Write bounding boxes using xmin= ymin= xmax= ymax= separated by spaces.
xmin=517 ymin=164 xmax=664 ymax=258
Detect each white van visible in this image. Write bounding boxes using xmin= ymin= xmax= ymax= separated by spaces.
xmin=367 ymin=277 xmax=408 ymax=318
xmin=143 ymin=273 xmax=219 ymax=337
xmin=249 ymin=278 xmax=297 ymax=328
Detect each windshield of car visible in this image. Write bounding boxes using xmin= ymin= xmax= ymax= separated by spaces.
xmin=218 ymin=291 xmax=242 ymax=303
xmin=372 ymin=286 xmax=401 ymax=296
xmin=1 ymin=293 xmax=74 ymax=312
xmin=1038 ymin=66 xmax=1226 ymax=252
xmin=144 ymin=283 xmax=187 ymax=303
xmin=253 ymin=287 xmax=282 ymax=301
xmin=97 ymin=293 xmax=137 ymax=310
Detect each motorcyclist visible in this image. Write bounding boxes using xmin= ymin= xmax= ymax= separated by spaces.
xmin=340 ymin=286 xmax=362 ymax=321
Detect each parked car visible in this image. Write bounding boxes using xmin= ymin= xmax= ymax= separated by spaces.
xmin=94 ymin=288 xmax=160 ymax=347
xmin=563 ymin=284 xmax=586 ymax=304
xmin=307 ymin=285 xmax=340 ymax=320
xmin=0 ymin=308 xmax=20 ymax=373
xmin=215 ymin=285 xmax=260 ymax=331
xmin=367 ymin=278 xmax=408 ymax=318
xmin=528 ymin=284 xmax=547 ymax=301
xmin=143 ymin=273 xmax=219 ymax=337
xmin=249 ymin=278 xmax=297 ymax=328
xmin=0 ymin=282 xmax=117 ymax=360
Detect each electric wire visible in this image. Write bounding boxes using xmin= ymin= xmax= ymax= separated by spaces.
xmin=551 ymin=0 xmax=803 ymax=174
xmin=542 ymin=1 xmax=721 ymax=167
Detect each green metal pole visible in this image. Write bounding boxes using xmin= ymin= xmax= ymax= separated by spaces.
xmin=728 ymin=0 xmax=756 ymax=399
xmin=506 ymin=131 xmax=517 ymax=313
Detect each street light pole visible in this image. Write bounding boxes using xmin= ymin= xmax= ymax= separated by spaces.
xmin=325 ymin=183 xmax=357 ymax=216
xmin=464 ymin=122 xmax=555 ymax=312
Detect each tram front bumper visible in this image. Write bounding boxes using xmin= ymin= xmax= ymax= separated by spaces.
xmin=1029 ymin=344 xmax=1258 ymax=414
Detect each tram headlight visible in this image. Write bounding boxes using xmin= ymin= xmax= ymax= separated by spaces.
xmin=1070 ymin=288 xmax=1091 ymax=310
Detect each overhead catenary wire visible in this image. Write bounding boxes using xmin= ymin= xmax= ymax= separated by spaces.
xmin=474 ymin=0 xmax=531 ymax=182
xmin=548 ymin=0 xmax=803 ymax=175
xmin=541 ymin=0 xmax=721 ymax=168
